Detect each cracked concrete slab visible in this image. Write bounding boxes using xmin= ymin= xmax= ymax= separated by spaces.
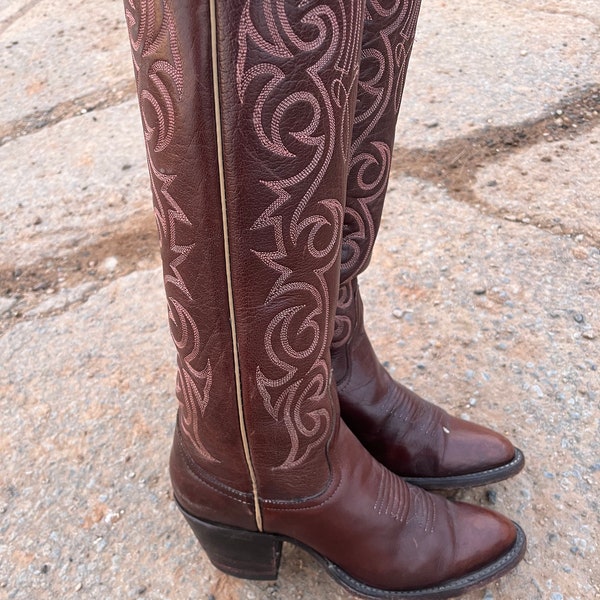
xmin=504 ymin=0 xmax=600 ymax=25
xmin=0 ymin=100 xmax=149 ymax=268
xmin=0 ymin=0 xmax=132 ymax=126
xmin=396 ymin=0 xmax=600 ymax=148
xmin=475 ymin=131 xmax=600 ymax=242
xmin=0 ymin=1 xmax=43 ymax=32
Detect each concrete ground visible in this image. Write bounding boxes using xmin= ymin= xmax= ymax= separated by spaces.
xmin=0 ymin=1 xmax=598 ymax=599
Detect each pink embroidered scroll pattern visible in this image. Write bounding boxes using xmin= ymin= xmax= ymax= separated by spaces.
xmin=332 ymin=0 xmax=420 ymax=348
xmin=340 ymin=0 xmax=421 ymax=284
xmin=125 ymin=0 xmax=215 ymax=462
xmin=331 ymin=280 xmax=354 ymax=349
xmin=236 ymin=1 xmax=363 ymax=469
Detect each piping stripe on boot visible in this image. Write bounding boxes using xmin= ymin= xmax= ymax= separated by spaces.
xmin=208 ymin=0 xmax=263 ymax=532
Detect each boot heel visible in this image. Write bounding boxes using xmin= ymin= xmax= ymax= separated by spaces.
xmin=178 ymin=505 xmax=282 ymax=581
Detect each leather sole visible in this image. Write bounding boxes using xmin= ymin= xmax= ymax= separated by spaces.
xmin=403 ymin=448 xmax=525 ymax=491
xmin=177 ymin=499 xmax=527 ymax=599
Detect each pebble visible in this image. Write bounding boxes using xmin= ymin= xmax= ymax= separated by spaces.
xmin=102 ymin=256 xmax=119 ymax=273
xmin=104 ymin=511 xmax=121 ymax=525
xmin=473 ymin=287 xmax=487 ymax=295
xmin=32 ymin=281 xmax=51 ymax=292
xmin=551 ymin=593 xmax=564 ymax=600
xmin=582 ymin=331 xmax=596 ymax=340
xmin=94 ymin=537 xmax=107 ymax=552
xmin=483 ymin=590 xmax=494 ymax=600
xmin=486 ymin=490 xmax=497 ymax=505
xmin=531 ymin=385 xmax=544 ymax=398
xmin=573 ymin=313 xmax=584 ymax=323
xmin=392 ymin=308 xmax=405 ymax=319
xmin=0 ymin=297 xmax=17 ymax=315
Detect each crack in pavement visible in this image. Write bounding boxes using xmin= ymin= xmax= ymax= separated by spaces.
xmin=0 ymin=0 xmax=45 ymax=36
xmin=0 ymin=80 xmax=136 ymax=146
xmin=391 ymin=85 xmax=600 ymax=243
xmin=1 ymin=86 xmax=598 ymax=331
xmin=0 ymin=213 xmax=159 ymax=333
xmin=497 ymin=0 xmax=600 ymax=29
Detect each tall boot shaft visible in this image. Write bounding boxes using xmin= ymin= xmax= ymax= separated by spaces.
xmin=334 ymin=0 xmax=421 ymax=350
xmin=125 ymin=0 xmax=252 ymax=494
xmin=340 ymin=0 xmax=421 ymax=289
xmin=331 ymin=1 xmax=524 ymax=488
xmin=126 ymin=0 xmax=366 ymax=520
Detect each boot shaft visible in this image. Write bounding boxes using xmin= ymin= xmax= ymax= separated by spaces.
xmin=341 ymin=0 xmax=421 ymax=287
xmin=125 ymin=0 xmax=366 ymax=517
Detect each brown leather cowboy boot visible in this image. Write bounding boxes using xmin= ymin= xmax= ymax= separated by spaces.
xmin=125 ymin=0 xmax=526 ymax=596
xmin=332 ymin=1 xmax=524 ymax=490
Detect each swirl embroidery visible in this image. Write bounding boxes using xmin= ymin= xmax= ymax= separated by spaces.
xmin=333 ymin=0 xmax=421 ymax=348
xmin=331 ymin=280 xmax=354 ymax=348
xmin=126 ymin=0 xmax=215 ymax=462
xmin=236 ymin=1 xmax=363 ymax=469
xmin=340 ymin=0 xmax=421 ymax=283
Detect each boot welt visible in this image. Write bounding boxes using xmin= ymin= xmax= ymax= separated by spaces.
xmin=403 ymin=448 xmax=525 ymax=491
xmin=176 ymin=499 xmax=527 ymax=599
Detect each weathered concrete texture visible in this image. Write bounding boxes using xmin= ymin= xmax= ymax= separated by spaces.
xmin=475 ymin=131 xmax=600 ymax=242
xmin=506 ymin=0 xmax=600 ymax=24
xmin=0 ymin=100 xmax=149 ymax=267
xmin=0 ymin=0 xmax=132 ymax=125
xmin=396 ymin=0 xmax=600 ymax=148
xmin=1 ymin=0 xmax=599 ymax=599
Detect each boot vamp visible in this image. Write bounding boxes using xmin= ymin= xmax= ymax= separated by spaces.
xmin=261 ymin=423 xmax=517 ymax=591
xmin=339 ymin=354 xmax=515 ymax=478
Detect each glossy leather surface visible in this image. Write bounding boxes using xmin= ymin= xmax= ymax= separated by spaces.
xmin=332 ymin=280 xmax=519 ymax=480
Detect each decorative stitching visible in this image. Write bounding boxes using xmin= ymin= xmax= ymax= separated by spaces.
xmin=236 ymin=0 xmax=364 ymax=470
xmin=337 ymin=0 xmax=421 ymax=339
xmin=125 ymin=0 xmax=216 ymax=462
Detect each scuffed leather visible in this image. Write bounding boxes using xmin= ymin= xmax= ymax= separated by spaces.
xmin=263 ymin=422 xmax=516 ymax=590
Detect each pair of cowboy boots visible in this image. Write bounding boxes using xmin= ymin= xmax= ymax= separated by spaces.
xmin=124 ymin=0 xmax=526 ymax=598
